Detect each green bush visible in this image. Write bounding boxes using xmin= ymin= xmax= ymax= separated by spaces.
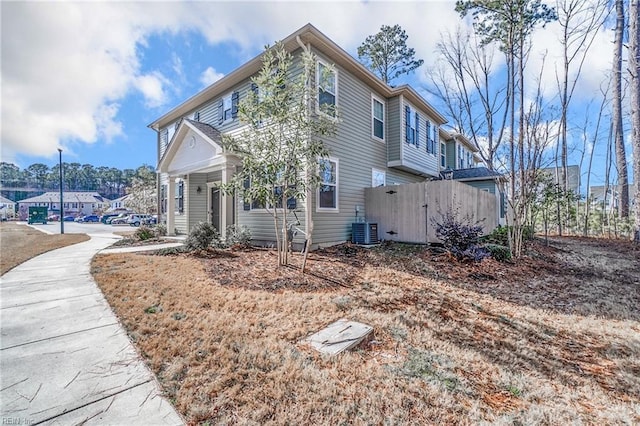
xmin=486 ymin=244 xmax=512 ymax=262
xmin=484 ymin=225 xmax=534 ymax=246
xmin=134 ymin=225 xmax=155 ymax=241
xmin=185 ymin=222 xmax=219 ymax=251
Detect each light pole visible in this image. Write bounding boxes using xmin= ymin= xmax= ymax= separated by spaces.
xmin=58 ymin=148 xmax=64 ymax=234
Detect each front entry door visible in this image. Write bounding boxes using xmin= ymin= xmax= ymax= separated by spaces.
xmin=210 ymin=187 xmax=221 ymax=232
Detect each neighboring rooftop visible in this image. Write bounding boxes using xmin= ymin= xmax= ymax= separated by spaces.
xmin=18 ymin=192 xmax=110 ymax=203
xmin=450 ymin=167 xmax=504 ymax=181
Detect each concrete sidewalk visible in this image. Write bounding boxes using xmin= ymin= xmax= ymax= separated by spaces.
xmin=0 ymin=234 xmax=184 ymax=425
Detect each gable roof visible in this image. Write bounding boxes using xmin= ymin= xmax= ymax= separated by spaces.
xmin=185 ymin=119 xmax=222 ymax=144
xmin=148 ymin=23 xmax=447 ymax=131
xmin=157 ymin=118 xmax=231 ymax=174
xmin=0 ymin=195 xmax=14 ymax=204
xmin=18 ymin=192 xmax=111 ymax=203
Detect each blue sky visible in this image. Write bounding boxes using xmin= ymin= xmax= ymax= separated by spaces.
xmin=0 ymin=1 xmax=630 ymax=192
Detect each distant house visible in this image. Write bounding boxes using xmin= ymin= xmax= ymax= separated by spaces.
xmin=109 ymin=195 xmax=131 ymax=212
xmin=540 ymin=165 xmax=581 ymax=195
xmin=589 ymin=183 xmax=637 ymax=212
xmin=0 ymin=195 xmax=15 ymax=219
xmin=17 ymin=192 xmax=111 ymax=217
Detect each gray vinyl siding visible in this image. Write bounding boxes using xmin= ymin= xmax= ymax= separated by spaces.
xmin=465 ymin=180 xmax=496 ymax=194
xmin=386 ymin=169 xmax=425 ymax=186
xmin=398 ymin=99 xmax=440 ymax=177
xmin=188 ymin=173 xmax=208 ymax=227
xmin=386 ymin=96 xmax=401 ymax=162
xmin=310 ymin=50 xmax=411 ymax=246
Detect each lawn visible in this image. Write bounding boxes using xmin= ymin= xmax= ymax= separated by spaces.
xmin=0 ymin=222 xmax=89 ymax=275
xmin=91 ymin=237 xmax=640 ymax=425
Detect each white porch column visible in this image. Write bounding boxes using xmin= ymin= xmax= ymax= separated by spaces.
xmin=167 ymin=176 xmax=176 ymax=235
xmin=220 ymin=164 xmax=235 ymax=238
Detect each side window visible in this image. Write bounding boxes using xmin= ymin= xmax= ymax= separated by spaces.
xmin=218 ymin=91 xmax=239 ymax=124
xmin=372 ymin=168 xmax=386 ymax=187
xmin=317 ymin=61 xmax=337 ymax=116
xmin=440 ymin=142 xmax=446 ymax=168
xmin=175 ymin=181 xmax=184 ymax=214
xmin=405 ymin=105 xmax=418 ymax=145
xmin=317 ymin=158 xmax=338 ymax=210
xmin=372 ymin=96 xmax=384 ymax=141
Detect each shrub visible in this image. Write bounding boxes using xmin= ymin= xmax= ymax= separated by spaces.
xmin=484 ymin=225 xmax=534 ymax=246
xmin=483 ymin=225 xmax=509 ymax=246
xmin=134 ymin=225 xmax=155 ymax=241
xmin=432 ymin=211 xmax=489 ymax=262
xmin=185 ymin=222 xmax=219 ymax=251
xmin=486 ymin=244 xmax=512 ymax=262
xmin=223 ymin=225 xmax=251 ymax=249
xmin=154 ymin=223 xmax=167 ymax=237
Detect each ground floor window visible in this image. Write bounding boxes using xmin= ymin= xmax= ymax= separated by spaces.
xmin=318 ymin=158 xmax=338 ymax=210
xmin=175 ymin=181 xmax=184 ymax=213
xmin=372 ymin=168 xmax=386 ymax=187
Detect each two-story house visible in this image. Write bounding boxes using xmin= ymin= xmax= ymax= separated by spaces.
xmin=150 ymin=23 xmax=452 ymax=247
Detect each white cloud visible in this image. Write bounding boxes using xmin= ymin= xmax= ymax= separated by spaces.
xmin=135 ymin=73 xmax=169 ymax=108
xmin=199 ymin=67 xmax=225 ymax=88
xmin=1 ymin=0 xmax=615 ymax=167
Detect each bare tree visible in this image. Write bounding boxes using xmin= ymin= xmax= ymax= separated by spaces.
xmin=612 ymin=0 xmax=630 ymax=218
xmin=554 ymin=0 xmax=610 ymax=235
xmin=629 ymin=0 xmax=640 ymax=242
xmin=426 ymin=26 xmax=509 ymax=169
xmin=580 ymin=83 xmax=611 ymax=236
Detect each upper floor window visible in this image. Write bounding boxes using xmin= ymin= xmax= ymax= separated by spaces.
xmin=440 ymin=142 xmax=446 ymax=168
xmin=458 ymin=144 xmax=464 ymax=169
xmin=317 ymin=61 xmax=337 ymax=116
xmin=218 ymin=91 xmax=239 ymax=124
xmin=318 ymin=158 xmax=338 ymax=210
xmin=405 ymin=105 xmax=419 ymax=146
xmin=372 ymin=96 xmax=384 ymax=141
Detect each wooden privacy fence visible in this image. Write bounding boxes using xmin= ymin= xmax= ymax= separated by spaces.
xmin=364 ymin=180 xmax=498 ymax=244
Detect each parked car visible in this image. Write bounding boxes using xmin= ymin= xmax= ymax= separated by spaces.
xmin=47 ymin=214 xmax=60 ymax=221
xmin=110 ymin=214 xmax=130 ymax=225
xmin=127 ymin=214 xmax=154 ymax=227
xmin=74 ymin=216 xmax=84 ymax=222
xmin=100 ymin=213 xmax=120 ymax=224
xmin=79 ymin=215 xmax=100 ymax=223
xmin=63 ymin=215 xmax=75 ymax=221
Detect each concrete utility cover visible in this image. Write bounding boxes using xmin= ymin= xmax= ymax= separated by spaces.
xmin=304 ymin=319 xmax=373 ymax=356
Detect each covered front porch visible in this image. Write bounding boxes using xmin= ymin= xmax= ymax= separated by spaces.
xmin=157 ymin=119 xmax=241 ymax=236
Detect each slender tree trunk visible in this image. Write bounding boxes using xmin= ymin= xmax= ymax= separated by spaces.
xmin=613 ymin=0 xmax=629 ymax=218
xmin=630 ymin=0 xmax=640 ymax=242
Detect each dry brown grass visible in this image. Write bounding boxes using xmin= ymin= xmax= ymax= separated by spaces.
xmin=0 ymin=222 xmax=89 ymax=275
xmin=91 ymin=238 xmax=640 ymax=425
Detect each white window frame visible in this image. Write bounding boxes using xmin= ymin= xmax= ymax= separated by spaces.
xmin=222 ymin=93 xmax=233 ymax=122
xmin=440 ymin=142 xmax=446 ymax=168
xmin=316 ymin=157 xmax=339 ymax=212
xmin=316 ymin=59 xmax=338 ymax=117
xmin=371 ymin=94 xmax=385 ymax=142
xmin=406 ymin=105 xmax=418 ymax=145
xmin=372 ymin=168 xmax=386 ymax=187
